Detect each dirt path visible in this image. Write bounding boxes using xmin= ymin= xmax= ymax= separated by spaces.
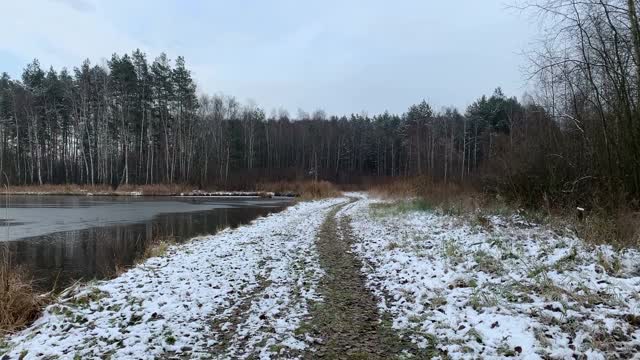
xmin=303 ymin=199 xmax=418 ymax=359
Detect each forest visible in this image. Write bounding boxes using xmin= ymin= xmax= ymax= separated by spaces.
xmin=0 ymin=0 xmax=639 ymax=210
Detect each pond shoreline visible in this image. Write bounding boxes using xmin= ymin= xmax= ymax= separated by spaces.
xmin=1 ymin=195 xmax=293 ymax=293
xmin=0 ymin=191 xmax=298 ymax=198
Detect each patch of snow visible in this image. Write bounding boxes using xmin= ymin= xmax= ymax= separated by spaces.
xmin=341 ymin=193 xmax=640 ymax=359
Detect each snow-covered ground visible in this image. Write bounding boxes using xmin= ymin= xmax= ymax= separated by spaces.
xmin=4 ymin=193 xmax=639 ymax=359
xmin=341 ymin=193 xmax=640 ymax=359
xmin=2 ymin=197 xmax=345 ymax=359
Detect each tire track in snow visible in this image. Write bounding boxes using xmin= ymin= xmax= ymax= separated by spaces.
xmin=304 ymin=198 xmax=418 ymax=359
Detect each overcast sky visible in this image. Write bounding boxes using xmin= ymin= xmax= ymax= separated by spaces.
xmin=1 ymin=0 xmax=536 ymax=115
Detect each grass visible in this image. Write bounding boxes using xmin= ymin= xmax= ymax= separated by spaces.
xmin=370 ymin=178 xmax=640 ymax=249
xmin=468 ymin=290 xmax=499 ymax=311
xmin=370 ymin=178 xmax=487 ymax=212
xmin=442 ymin=239 xmax=462 ymax=262
xmin=0 ymin=261 xmax=50 ymax=334
xmin=596 ymin=251 xmax=622 ymax=275
xmin=370 ymin=199 xmax=436 ymax=217
xmin=0 ymin=183 xmax=192 ymax=196
xmin=571 ymin=210 xmax=640 ymax=248
xmin=258 ymin=180 xmax=341 ymax=199
xmin=136 ymin=236 xmax=176 ymax=264
xmin=0 ymin=229 xmax=177 ymax=337
xmin=473 ymin=250 xmax=503 ymax=275
xmin=553 ymin=246 xmax=580 ymax=272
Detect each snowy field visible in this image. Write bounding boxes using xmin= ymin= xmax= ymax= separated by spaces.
xmin=341 ymin=193 xmax=640 ymax=359
xmin=2 ymin=197 xmax=345 ymax=359
xmin=3 ymin=193 xmax=639 ymax=359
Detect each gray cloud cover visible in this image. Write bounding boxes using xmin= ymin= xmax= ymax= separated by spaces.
xmin=0 ymin=0 xmax=536 ymax=115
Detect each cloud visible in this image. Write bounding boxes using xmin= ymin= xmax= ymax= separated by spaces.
xmin=0 ymin=0 xmax=146 ymax=72
xmin=51 ymin=0 xmax=95 ymax=12
xmin=1 ymin=0 xmax=534 ymax=114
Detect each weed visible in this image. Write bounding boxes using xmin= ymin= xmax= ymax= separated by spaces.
xmin=473 ymin=213 xmax=492 ymax=229
xmin=0 ymin=183 xmax=192 ymax=196
xmin=450 ymin=277 xmax=477 ymax=289
xmin=136 ymin=236 xmax=176 ymax=264
xmin=468 ymin=290 xmax=498 ymax=310
xmin=386 ymin=242 xmax=401 ymax=251
xmin=429 ymin=294 xmax=448 ymax=308
xmin=527 ymin=264 xmax=549 ymax=279
xmin=466 ymin=328 xmax=483 ymax=344
xmin=497 ymin=343 xmax=518 ymax=357
xmin=596 ymin=251 xmax=622 ymax=275
xmin=473 ymin=250 xmax=503 ymax=275
xmin=553 ymin=246 xmax=580 ymax=272
xmin=519 ymin=209 xmax=548 ymax=224
xmin=165 ymin=335 xmax=176 ymax=345
xmin=442 ymin=239 xmax=463 ymax=264
xmin=269 ymin=344 xmax=286 ymax=354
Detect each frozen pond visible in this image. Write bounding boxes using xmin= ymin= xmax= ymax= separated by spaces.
xmin=0 ymin=195 xmax=292 ymax=288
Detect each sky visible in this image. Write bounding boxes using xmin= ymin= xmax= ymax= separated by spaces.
xmin=0 ymin=0 xmax=537 ymax=115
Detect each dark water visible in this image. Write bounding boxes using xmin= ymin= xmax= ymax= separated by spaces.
xmin=0 ymin=195 xmax=292 ymax=289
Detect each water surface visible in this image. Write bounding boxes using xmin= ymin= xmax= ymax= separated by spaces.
xmin=0 ymin=195 xmax=292 ymax=288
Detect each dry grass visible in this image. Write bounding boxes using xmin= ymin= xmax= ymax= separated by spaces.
xmin=571 ymin=210 xmax=640 ymax=248
xmin=369 ymin=177 xmax=640 ymax=248
xmin=135 ymin=236 xmax=176 ymax=265
xmin=0 ymin=184 xmax=112 ymax=195
xmin=258 ymin=180 xmax=341 ymax=199
xmin=0 ymin=262 xmax=49 ymax=334
xmin=369 ymin=178 xmax=495 ymax=215
xmin=369 ymin=178 xmax=420 ymax=198
xmin=117 ymin=184 xmax=191 ymax=196
xmin=0 ymin=183 xmax=192 ymax=196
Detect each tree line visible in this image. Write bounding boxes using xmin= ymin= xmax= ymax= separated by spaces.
xmin=1 ymin=0 xmax=639 ymax=208
xmin=0 ymin=51 xmax=524 ymax=187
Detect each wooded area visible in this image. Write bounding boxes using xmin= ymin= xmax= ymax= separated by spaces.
xmin=0 ymin=0 xmax=639 ymax=209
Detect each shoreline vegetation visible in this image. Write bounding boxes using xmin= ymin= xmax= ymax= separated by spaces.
xmin=0 ymin=180 xmax=341 ymax=199
xmin=0 ymin=232 xmax=181 ymax=336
